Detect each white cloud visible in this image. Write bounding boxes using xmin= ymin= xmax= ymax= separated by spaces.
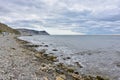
xmin=45 ymin=27 xmax=85 ymax=35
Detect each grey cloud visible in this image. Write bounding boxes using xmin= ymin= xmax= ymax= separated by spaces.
xmin=0 ymin=6 xmax=11 ymax=13
xmin=0 ymin=0 xmax=120 ymax=34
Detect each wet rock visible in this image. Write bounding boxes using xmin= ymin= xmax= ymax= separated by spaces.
xmin=47 ymin=55 xmax=58 ymax=62
xmin=43 ymin=54 xmax=48 ymax=57
xmin=66 ymin=57 xmax=71 ymax=59
xmin=55 ymin=69 xmax=64 ymax=74
xmin=34 ymin=45 xmax=40 ymax=47
xmin=63 ymin=57 xmax=71 ymax=60
xmin=39 ymin=45 xmax=43 ymax=47
xmin=116 ymin=63 xmax=120 ymax=67
xmin=75 ymin=52 xmax=85 ymax=55
xmin=83 ymin=75 xmax=95 ymax=80
xmin=57 ymin=63 xmax=75 ymax=73
xmin=88 ymin=53 xmax=92 ymax=55
xmin=39 ymin=49 xmax=46 ymax=54
xmin=96 ymin=76 xmax=108 ymax=80
xmin=44 ymin=45 xmax=49 ymax=47
xmin=39 ymin=63 xmax=55 ymax=72
xmin=57 ymin=63 xmax=64 ymax=68
xmin=49 ymin=53 xmax=54 ymax=54
xmin=52 ymin=49 xmax=58 ymax=51
xmin=42 ymin=42 xmax=45 ymax=44
xmin=115 ymin=62 xmax=120 ymax=67
xmin=74 ymin=62 xmax=83 ymax=68
xmin=83 ymin=75 xmax=109 ymax=80
xmin=74 ymin=72 xmax=79 ymax=75
xmin=25 ymin=44 xmax=39 ymax=47
xmin=63 ymin=58 xmax=66 ymax=60
xmin=50 ymin=44 xmax=52 ymax=45
xmin=66 ymin=67 xmax=74 ymax=73
xmin=71 ymin=73 xmax=82 ymax=80
xmin=60 ymin=55 xmax=63 ymax=56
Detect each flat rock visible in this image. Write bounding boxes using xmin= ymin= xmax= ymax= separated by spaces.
xmin=56 ymin=75 xmax=66 ymax=80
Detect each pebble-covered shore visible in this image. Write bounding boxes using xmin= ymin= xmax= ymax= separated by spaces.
xmin=0 ymin=34 xmax=109 ymax=80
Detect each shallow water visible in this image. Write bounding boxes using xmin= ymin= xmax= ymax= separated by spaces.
xmin=19 ymin=35 xmax=120 ymax=80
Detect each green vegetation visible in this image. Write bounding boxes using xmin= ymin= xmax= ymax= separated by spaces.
xmin=0 ymin=22 xmax=20 ymax=34
xmin=0 ymin=30 xmax=2 ymax=34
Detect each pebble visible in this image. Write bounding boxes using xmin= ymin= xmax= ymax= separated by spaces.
xmin=34 ymin=53 xmax=42 ymax=58
xmin=71 ymin=73 xmax=82 ymax=80
xmin=56 ymin=75 xmax=66 ymax=80
xmin=43 ymin=77 xmax=48 ymax=80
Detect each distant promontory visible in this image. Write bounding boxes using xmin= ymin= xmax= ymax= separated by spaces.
xmin=16 ymin=29 xmax=49 ymax=36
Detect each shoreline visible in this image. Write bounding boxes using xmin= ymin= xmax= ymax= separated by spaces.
xmin=16 ymin=35 xmax=110 ymax=80
xmin=0 ymin=34 xmax=109 ymax=80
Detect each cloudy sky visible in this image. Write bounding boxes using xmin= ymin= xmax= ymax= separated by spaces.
xmin=0 ymin=0 xmax=120 ymax=35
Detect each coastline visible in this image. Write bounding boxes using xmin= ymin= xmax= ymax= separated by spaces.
xmin=0 ymin=34 xmax=109 ymax=80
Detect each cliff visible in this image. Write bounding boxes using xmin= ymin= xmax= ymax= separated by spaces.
xmin=16 ymin=29 xmax=49 ymax=36
xmin=0 ymin=23 xmax=20 ymax=34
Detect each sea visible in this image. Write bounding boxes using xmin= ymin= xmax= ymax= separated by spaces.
xmin=19 ymin=35 xmax=120 ymax=80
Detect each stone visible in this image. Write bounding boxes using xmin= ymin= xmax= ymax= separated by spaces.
xmin=66 ymin=67 xmax=74 ymax=73
xmin=25 ymin=44 xmax=39 ymax=47
xmin=63 ymin=57 xmax=71 ymax=60
xmin=44 ymin=45 xmax=49 ymax=47
xmin=75 ymin=62 xmax=83 ymax=68
xmin=39 ymin=45 xmax=43 ymax=47
xmin=43 ymin=77 xmax=48 ymax=80
xmin=74 ymin=72 xmax=79 ymax=75
xmin=115 ymin=62 xmax=120 ymax=67
xmin=55 ymin=69 xmax=64 ymax=74
xmin=66 ymin=57 xmax=71 ymax=59
xmin=52 ymin=49 xmax=58 ymax=51
xmin=48 ymin=55 xmax=58 ymax=62
xmin=39 ymin=49 xmax=46 ymax=54
xmin=43 ymin=54 xmax=48 ymax=57
xmin=88 ymin=53 xmax=92 ymax=55
xmin=39 ymin=63 xmax=55 ymax=72
xmin=59 ymin=75 xmax=66 ymax=79
xmin=71 ymin=73 xmax=82 ymax=80
xmin=116 ymin=64 xmax=120 ymax=67
xmin=34 ymin=53 xmax=42 ymax=58
xmin=63 ymin=58 xmax=66 ymax=60
xmin=96 ymin=76 xmax=107 ymax=80
xmin=42 ymin=42 xmax=45 ymax=44
xmin=56 ymin=75 xmax=65 ymax=80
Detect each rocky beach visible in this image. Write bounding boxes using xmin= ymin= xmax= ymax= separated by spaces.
xmin=1 ymin=0 xmax=120 ymax=79
xmin=0 ymin=32 xmax=109 ymax=80
xmin=0 ymin=25 xmax=108 ymax=80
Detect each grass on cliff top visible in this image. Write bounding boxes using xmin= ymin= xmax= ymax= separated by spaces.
xmin=0 ymin=22 xmax=20 ymax=34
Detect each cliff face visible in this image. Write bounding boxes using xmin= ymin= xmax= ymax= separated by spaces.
xmin=0 ymin=22 xmax=49 ymax=35
xmin=16 ymin=29 xmax=49 ymax=36
xmin=0 ymin=23 xmax=20 ymax=34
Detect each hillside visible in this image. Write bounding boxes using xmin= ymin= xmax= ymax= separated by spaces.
xmin=0 ymin=22 xmax=20 ymax=34
xmin=16 ymin=29 xmax=49 ymax=36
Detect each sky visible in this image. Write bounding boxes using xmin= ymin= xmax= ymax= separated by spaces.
xmin=0 ymin=0 xmax=120 ymax=35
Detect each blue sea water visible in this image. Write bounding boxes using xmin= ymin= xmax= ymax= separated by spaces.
xmin=19 ymin=35 xmax=120 ymax=80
